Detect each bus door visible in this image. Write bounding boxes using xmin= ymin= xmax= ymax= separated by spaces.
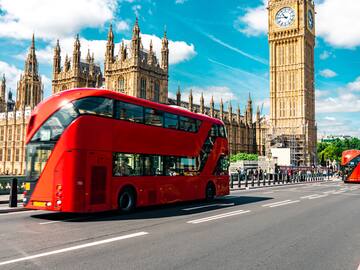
xmin=85 ymin=151 xmax=112 ymax=212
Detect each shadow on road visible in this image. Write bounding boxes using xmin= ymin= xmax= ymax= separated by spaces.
xmin=30 ymin=195 xmax=272 ymax=223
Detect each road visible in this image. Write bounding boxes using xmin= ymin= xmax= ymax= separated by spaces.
xmin=0 ymin=180 xmax=359 ymax=270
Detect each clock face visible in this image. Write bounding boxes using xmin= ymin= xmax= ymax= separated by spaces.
xmin=275 ymin=7 xmax=296 ymax=28
xmin=308 ymin=10 xmax=314 ymax=29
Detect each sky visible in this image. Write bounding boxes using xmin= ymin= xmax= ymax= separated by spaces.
xmin=0 ymin=0 xmax=360 ymax=138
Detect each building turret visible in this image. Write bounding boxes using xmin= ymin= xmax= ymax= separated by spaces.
xmin=53 ymin=39 xmax=61 ymax=75
xmin=132 ymin=18 xmax=141 ymax=59
xmin=161 ymin=29 xmax=169 ymax=71
xmin=1 ymin=74 xmax=5 ymax=102
xmin=228 ymin=101 xmax=233 ymax=123
xmin=25 ymin=34 xmax=38 ymax=76
xmin=210 ymin=95 xmax=214 ymax=117
xmin=200 ymin=92 xmax=204 ymax=114
xmin=176 ymin=85 xmax=181 ymax=106
xmin=86 ymin=48 xmax=91 ymax=63
xmin=256 ymin=105 xmax=261 ymax=122
xmin=120 ymin=41 xmax=127 ymax=61
xmin=148 ymin=40 xmax=154 ymax=65
xmin=237 ymin=104 xmax=241 ymax=124
xmin=246 ymin=93 xmax=253 ymax=125
xmin=105 ymin=24 xmax=114 ymax=67
xmin=220 ymin=98 xmax=224 ymax=119
xmin=188 ymin=89 xmax=193 ymax=111
xmin=72 ymin=34 xmax=81 ymax=73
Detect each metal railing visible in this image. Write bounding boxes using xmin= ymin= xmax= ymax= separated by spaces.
xmin=229 ymin=172 xmax=329 ymax=189
xmin=0 ymin=176 xmax=26 ymax=207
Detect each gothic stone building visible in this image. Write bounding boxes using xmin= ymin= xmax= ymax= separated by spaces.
xmin=52 ymin=35 xmax=103 ymax=94
xmin=0 ymin=36 xmax=40 ymax=175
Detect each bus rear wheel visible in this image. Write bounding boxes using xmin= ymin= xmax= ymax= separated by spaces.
xmin=205 ymin=182 xmax=216 ymax=201
xmin=118 ymin=187 xmax=136 ymax=212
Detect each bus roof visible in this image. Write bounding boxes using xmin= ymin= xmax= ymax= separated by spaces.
xmin=341 ymin=150 xmax=360 ymax=166
xmin=28 ymin=88 xmax=224 ymax=141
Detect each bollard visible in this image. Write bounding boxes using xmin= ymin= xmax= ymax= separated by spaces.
xmin=263 ymin=174 xmax=266 ymax=186
xmin=9 ymin=178 xmax=18 ymax=208
xmin=257 ymin=174 xmax=260 ymax=186
xmin=238 ymin=174 xmax=241 ymax=188
xmin=245 ymin=174 xmax=248 ymax=188
xmin=251 ymin=176 xmax=254 ymax=187
xmin=230 ymin=174 xmax=234 ymax=189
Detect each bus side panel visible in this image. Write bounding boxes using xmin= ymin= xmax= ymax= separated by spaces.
xmin=348 ymin=163 xmax=360 ymax=183
xmin=85 ymin=151 xmax=112 ymax=212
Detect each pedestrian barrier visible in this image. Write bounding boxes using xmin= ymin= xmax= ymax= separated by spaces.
xmin=229 ymin=172 xmax=328 ymax=190
xmin=0 ymin=176 xmax=26 ymax=207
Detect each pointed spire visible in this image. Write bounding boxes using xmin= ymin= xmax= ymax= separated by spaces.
xmin=256 ymin=105 xmax=261 ymax=122
xmin=31 ymin=33 xmax=35 ymax=49
xmin=86 ymin=48 xmax=91 ymax=63
xmin=107 ymin=23 xmax=114 ymax=42
xmin=176 ymin=84 xmax=181 ymax=106
xmin=210 ymin=96 xmax=214 ymax=117
xmin=25 ymin=33 xmax=38 ymax=75
xmin=228 ymin=101 xmax=233 ymax=123
xmin=237 ymin=104 xmax=241 ymax=124
xmin=72 ymin=34 xmax=81 ymax=71
xmin=53 ymin=39 xmax=61 ymax=74
xmin=200 ymin=92 xmax=204 ymax=114
xmin=132 ymin=17 xmax=140 ymax=38
xmin=220 ymin=98 xmax=224 ymax=119
xmin=188 ymin=89 xmax=193 ymax=111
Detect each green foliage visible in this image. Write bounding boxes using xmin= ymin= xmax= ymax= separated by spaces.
xmin=317 ymin=138 xmax=360 ymax=163
xmin=230 ymin=153 xmax=258 ymax=162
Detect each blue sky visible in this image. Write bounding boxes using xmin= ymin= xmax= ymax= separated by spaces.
xmin=0 ymin=0 xmax=360 ymax=138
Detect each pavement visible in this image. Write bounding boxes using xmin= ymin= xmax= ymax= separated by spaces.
xmin=0 ymin=179 xmax=359 ymax=270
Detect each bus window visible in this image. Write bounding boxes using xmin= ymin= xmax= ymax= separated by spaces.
xmin=145 ymin=108 xmax=163 ymax=127
xmin=164 ymin=156 xmax=179 ymax=176
xmin=179 ymin=116 xmax=197 ymax=132
xmin=143 ymin=155 xmax=163 ymax=176
xmin=213 ymin=155 xmax=229 ymax=176
xmin=115 ymin=101 xmax=143 ymax=123
xmin=113 ymin=153 xmax=142 ymax=176
xmin=218 ymin=125 xmax=227 ymax=138
xmin=164 ymin=113 xmax=179 ymax=129
xmin=74 ymin=97 xmax=113 ymax=117
xmin=31 ymin=103 xmax=78 ymax=142
xmin=179 ymin=157 xmax=199 ymax=176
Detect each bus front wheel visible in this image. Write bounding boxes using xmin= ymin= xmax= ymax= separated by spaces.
xmin=205 ymin=182 xmax=216 ymax=201
xmin=118 ymin=187 xmax=136 ymax=212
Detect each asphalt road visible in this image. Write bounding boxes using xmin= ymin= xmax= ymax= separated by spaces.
xmin=0 ymin=180 xmax=359 ymax=270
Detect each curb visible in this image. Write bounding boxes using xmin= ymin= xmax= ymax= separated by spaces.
xmin=0 ymin=206 xmax=29 ymax=214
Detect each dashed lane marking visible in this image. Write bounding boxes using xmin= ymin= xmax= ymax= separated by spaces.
xmin=187 ymin=210 xmax=251 ymax=224
xmin=0 ymin=231 xmax=149 ymax=266
xmin=269 ymin=200 xmax=300 ymax=208
xmin=182 ymin=203 xmax=235 ymax=211
xmin=0 ymin=210 xmax=42 ymax=216
xmin=262 ymin=200 xmax=291 ymax=207
xmin=300 ymin=194 xmax=319 ymax=199
xmin=308 ymin=194 xmax=328 ymax=200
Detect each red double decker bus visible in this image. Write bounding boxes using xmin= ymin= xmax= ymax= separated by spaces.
xmin=23 ymin=88 xmax=229 ymax=213
xmin=341 ymin=150 xmax=360 ymax=183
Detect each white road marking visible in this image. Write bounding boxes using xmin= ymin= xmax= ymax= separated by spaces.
xmin=300 ymin=194 xmax=319 ymax=199
xmin=262 ymin=200 xmax=291 ymax=207
xmin=269 ymin=200 xmax=300 ymax=208
xmin=0 ymin=231 xmax=149 ymax=266
xmin=262 ymin=191 xmax=274 ymax=194
xmin=333 ymin=190 xmax=346 ymax=194
xmin=0 ymin=210 xmax=41 ymax=216
xmin=308 ymin=194 xmax=328 ymax=200
xmin=187 ymin=210 xmax=250 ymax=224
xmin=323 ymin=190 xmax=336 ymax=194
xmin=182 ymin=203 xmax=234 ymax=211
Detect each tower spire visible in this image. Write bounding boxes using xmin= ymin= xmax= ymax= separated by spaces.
xmin=161 ymin=26 xmax=169 ymax=71
xmin=53 ymin=39 xmax=61 ymax=74
xmin=176 ymin=84 xmax=181 ymax=106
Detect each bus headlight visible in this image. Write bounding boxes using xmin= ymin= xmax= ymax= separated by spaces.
xmin=56 ymin=200 xmax=62 ymax=206
xmin=46 ymin=202 xmax=52 ymax=207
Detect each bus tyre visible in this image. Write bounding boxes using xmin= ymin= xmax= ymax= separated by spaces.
xmin=205 ymin=182 xmax=216 ymax=201
xmin=118 ymin=187 xmax=136 ymax=212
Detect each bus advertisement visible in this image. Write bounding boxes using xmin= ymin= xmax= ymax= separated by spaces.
xmin=23 ymin=88 xmax=230 ymax=213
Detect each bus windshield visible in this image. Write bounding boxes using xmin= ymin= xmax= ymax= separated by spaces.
xmin=342 ymin=155 xmax=360 ymax=179
xmin=26 ymin=143 xmax=54 ymax=181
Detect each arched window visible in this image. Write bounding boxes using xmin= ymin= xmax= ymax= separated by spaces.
xmin=154 ymin=81 xmax=160 ymax=102
xmin=119 ymin=78 xmax=125 ymax=93
xmin=140 ymin=78 xmax=146 ymax=99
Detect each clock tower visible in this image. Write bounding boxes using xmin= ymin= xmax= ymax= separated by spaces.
xmin=268 ymin=0 xmax=317 ymax=165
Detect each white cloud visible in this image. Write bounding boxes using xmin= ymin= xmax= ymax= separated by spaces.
xmin=175 ymin=0 xmax=187 ymax=4
xmin=319 ymin=51 xmax=331 ymax=60
xmin=319 ymin=69 xmax=337 ymax=78
xmin=181 ymin=86 xmax=238 ymax=106
xmin=139 ymin=34 xmax=196 ymax=65
xmin=347 ymin=76 xmax=360 ymax=91
xmin=317 ymin=90 xmax=360 ymax=113
xmin=0 ymin=0 xmax=117 ymax=40
xmin=0 ymin=61 xmax=22 ymax=95
xmin=115 ymin=21 xmax=130 ymax=32
xmin=234 ymin=0 xmax=267 ymax=37
xmin=238 ymin=0 xmax=360 ymax=48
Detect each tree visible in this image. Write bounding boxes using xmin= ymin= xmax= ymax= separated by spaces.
xmin=317 ymin=138 xmax=360 ymax=163
xmin=230 ymin=153 xmax=258 ymax=162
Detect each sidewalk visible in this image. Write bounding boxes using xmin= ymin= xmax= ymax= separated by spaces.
xmin=0 ymin=194 xmax=23 ymax=204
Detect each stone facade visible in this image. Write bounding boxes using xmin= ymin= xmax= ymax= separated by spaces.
xmin=268 ymin=0 xmax=317 ymax=165
xmin=0 ymin=36 xmax=41 ymax=175
xmin=104 ymin=20 xmax=169 ymax=104
xmin=52 ymin=35 xmax=103 ymax=94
